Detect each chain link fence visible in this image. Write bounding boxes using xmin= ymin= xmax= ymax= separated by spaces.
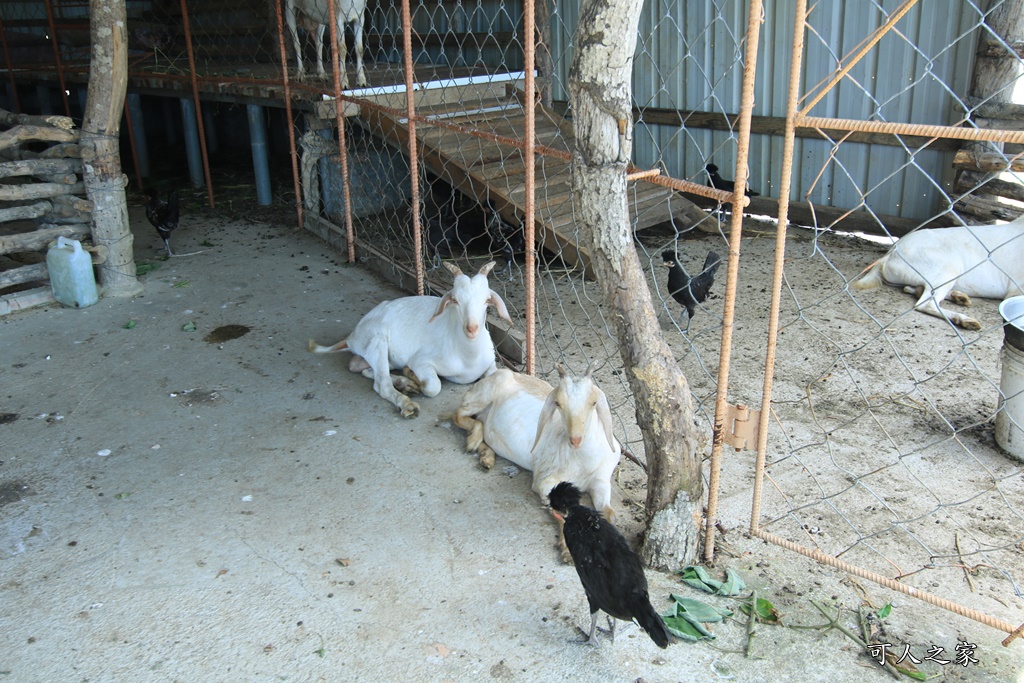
xmin=1 ymin=0 xmax=1021 ymax=644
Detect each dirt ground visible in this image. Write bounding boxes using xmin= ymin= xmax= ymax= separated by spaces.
xmin=1 ymin=197 xmax=1022 ymax=682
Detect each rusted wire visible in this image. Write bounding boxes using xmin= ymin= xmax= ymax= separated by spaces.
xmin=178 ymin=0 xmax=214 ymax=208
xmin=273 ymin=0 xmax=303 ymax=231
xmin=753 ymin=529 xmax=1024 ymax=639
xmin=702 ymin=0 xmax=764 ymax=565
xmin=799 ymin=115 xmax=1024 ymax=144
xmin=798 ymin=0 xmax=920 ymax=118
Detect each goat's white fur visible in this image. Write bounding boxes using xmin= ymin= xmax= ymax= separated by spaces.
xmin=850 ymin=218 xmax=1024 ymax=331
xmin=285 ymin=0 xmax=368 ymax=89
xmin=453 ymin=366 xmax=621 ymax=561
xmin=309 ymin=261 xmax=512 ymax=417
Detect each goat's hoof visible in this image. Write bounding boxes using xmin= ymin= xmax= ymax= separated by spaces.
xmin=478 ymin=450 xmax=495 ymax=470
xmin=949 ymin=291 xmax=973 ymax=307
xmin=398 ymin=367 xmax=424 ymax=394
xmin=961 ymin=318 xmax=982 ymax=332
xmin=400 ymin=401 xmax=420 ymax=418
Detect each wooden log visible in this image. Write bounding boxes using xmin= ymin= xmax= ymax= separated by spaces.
xmin=0 ymin=262 xmax=48 ymax=290
xmin=51 ymin=193 xmax=93 ymax=212
xmin=0 ymin=108 xmax=75 ymax=131
xmin=37 ymin=173 xmax=79 ymax=185
xmin=955 ymin=170 xmax=1024 ymax=202
xmin=0 ymin=286 xmax=56 ymax=316
xmin=954 ymin=194 xmax=1023 ymax=222
xmin=0 ymin=200 xmax=53 ymax=223
xmin=38 ymin=211 xmax=93 ymax=225
xmin=35 ymin=143 xmax=83 ymax=159
xmin=0 ymin=223 xmax=90 ymax=255
xmin=0 ymin=125 xmax=79 ymax=151
xmin=0 ymin=181 xmax=86 ymax=201
xmin=0 ymin=158 xmax=83 ymax=179
xmin=952 ymin=148 xmax=1024 ymax=173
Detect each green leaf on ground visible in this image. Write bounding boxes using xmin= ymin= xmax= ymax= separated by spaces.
xmin=740 ymin=596 xmax=781 ymax=624
xmin=123 ymin=320 xmax=136 ymax=329
xmin=876 ymin=602 xmax=892 ymax=619
xmin=669 ymin=594 xmax=733 ymax=622
xmin=679 ymin=565 xmax=724 ymax=593
xmin=182 ymin=321 xmax=196 ymax=332
xmin=662 ymin=613 xmax=715 ymax=641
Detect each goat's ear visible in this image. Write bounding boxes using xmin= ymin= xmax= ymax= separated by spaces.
xmin=584 ymin=362 xmax=594 ymax=378
xmin=532 ymin=391 xmax=558 ymax=453
xmin=595 ymin=388 xmax=616 ymax=452
xmin=443 ymin=262 xmax=463 ymax=278
xmin=429 ymin=293 xmax=455 ymax=322
xmin=487 ymin=290 xmax=513 ymax=324
xmin=478 ymin=261 xmax=497 ymax=277
xmin=556 ymin=364 xmax=568 ymax=379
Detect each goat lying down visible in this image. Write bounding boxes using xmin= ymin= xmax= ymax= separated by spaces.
xmin=310 ymin=261 xmax=512 ymax=418
xmin=453 ymin=366 xmax=621 ymax=562
xmin=285 ymin=0 xmax=368 ymax=89
xmin=851 ymin=217 xmax=1024 ymax=330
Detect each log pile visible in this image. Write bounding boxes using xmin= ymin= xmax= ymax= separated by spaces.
xmin=0 ymin=108 xmax=95 ymax=314
xmin=953 ymin=7 xmax=1024 ymax=223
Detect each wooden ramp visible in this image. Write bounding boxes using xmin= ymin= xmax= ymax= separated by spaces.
xmin=355 ymin=81 xmax=713 ymax=275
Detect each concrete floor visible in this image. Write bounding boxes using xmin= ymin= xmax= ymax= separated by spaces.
xmin=1 ymin=206 xmax=1021 ymax=682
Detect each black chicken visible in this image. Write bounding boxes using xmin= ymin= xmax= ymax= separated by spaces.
xmin=144 ymin=188 xmax=180 ymax=257
xmin=662 ymin=250 xmax=721 ymax=332
xmin=548 ymin=482 xmax=670 ymax=649
xmin=485 ymin=201 xmax=525 ymax=281
xmin=706 ymin=163 xmax=759 ymax=197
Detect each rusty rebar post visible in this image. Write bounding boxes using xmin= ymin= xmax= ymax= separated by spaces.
xmin=326 ymin=0 xmax=357 ymax=263
xmin=401 ymin=0 xmax=424 ymax=295
xmin=703 ymin=0 xmax=764 ymax=565
xmin=274 ymin=0 xmax=303 ymax=231
xmin=178 ymin=0 xmax=215 ymax=208
xmin=42 ymin=0 xmax=70 ymax=116
xmin=523 ymin=0 xmax=536 ymax=374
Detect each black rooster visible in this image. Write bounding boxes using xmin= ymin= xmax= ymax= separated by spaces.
xmin=144 ymin=188 xmax=180 ymax=257
xmin=662 ymin=250 xmax=721 ymax=332
xmin=485 ymin=202 xmax=525 ymax=281
xmin=706 ymin=163 xmax=759 ymax=197
xmin=548 ymin=482 xmax=670 ymax=649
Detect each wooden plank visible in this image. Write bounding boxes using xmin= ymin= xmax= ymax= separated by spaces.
xmin=0 ymin=286 xmax=55 ymax=316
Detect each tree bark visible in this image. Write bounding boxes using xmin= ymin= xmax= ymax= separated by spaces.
xmin=569 ymin=0 xmax=703 ymax=569
xmin=82 ymin=0 xmax=141 ymax=297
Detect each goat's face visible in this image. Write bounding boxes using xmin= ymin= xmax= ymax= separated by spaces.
xmin=552 ymin=376 xmax=599 ymax=449
xmin=430 ymin=261 xmax=513 ymax=339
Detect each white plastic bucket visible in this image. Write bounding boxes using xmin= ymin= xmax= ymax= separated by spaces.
xmin=995 ymin=296 xmax=1024 ymax=462
xmin=46 ymin=236 xmax=99 ymax=308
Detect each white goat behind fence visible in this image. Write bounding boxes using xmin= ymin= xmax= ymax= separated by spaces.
xmin=310 ymin=261 xmax=512 ymax=417
xmin=851 ymin=217 xmax=1024 ymax=330
xmin=284 ymin=0 xmax=367 ymax=89
xmin=453 ymin=366 xmax=621 ymax=562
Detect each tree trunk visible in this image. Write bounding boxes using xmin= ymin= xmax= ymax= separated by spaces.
xmin=569 ymin=0 xmax=703 ymax=569
xmin=82 ymin=0 xmax=141 ymax=297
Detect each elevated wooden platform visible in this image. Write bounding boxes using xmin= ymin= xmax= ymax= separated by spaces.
xmin=343 ymin=76 xmax=713 ymax=275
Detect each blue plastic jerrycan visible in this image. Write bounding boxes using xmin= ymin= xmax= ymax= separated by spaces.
xmin=46 ymin=236 xmax=99 ymax=308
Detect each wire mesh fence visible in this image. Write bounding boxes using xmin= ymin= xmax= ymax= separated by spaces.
xmin=1 ymin=0 xmax=1021 ymax=644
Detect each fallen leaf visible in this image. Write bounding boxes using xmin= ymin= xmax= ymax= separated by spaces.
xmin=335 ymin=558 xmax=350 ymax=567
xmin=216 ymin=568 xmax=228 ymax=578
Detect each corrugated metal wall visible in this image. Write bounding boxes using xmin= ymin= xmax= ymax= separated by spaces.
xmin=548 ymin=0 xmax=983 ymax=223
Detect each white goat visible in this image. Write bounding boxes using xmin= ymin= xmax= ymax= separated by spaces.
xmin=285 ymin=0 xmax=367 ymax=89
xmin=453 ymin=366 xmax=621 ymax=562
xmin=309 ymin=261 xmax=512 ymax=418
xmin=851 ymin=217 xmax=1024 ymax=331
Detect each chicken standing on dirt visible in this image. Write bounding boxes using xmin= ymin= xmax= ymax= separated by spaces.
xmin=144 ymin=188 xmax=180 ymax=257
xmin=547 ymin=481 xmax=670 ymax=649
xmin=662 ymin=250 xmax=721 ymax=331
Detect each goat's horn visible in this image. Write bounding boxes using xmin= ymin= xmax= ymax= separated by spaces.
xmin=443 ymin=262 xmax=463 ymax=277
xmin=478 ymin=261 xmax=497 ymax=277
xmin=556 ymin=364 xmax=568 ymax=378
xmin=584 ymin=362 xmax=594 ymax=378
